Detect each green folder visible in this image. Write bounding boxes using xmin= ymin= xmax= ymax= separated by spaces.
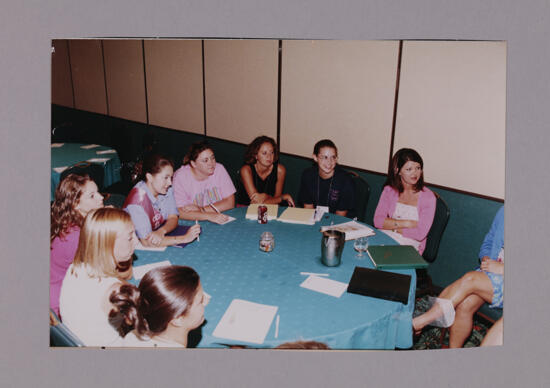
xmin=366 ymin=245 xmax=428 ymax=269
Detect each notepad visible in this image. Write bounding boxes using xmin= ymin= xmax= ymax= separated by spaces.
xmin=212 ymin=299 xmax=278 ymax=344
xmin=300 ymin=275 xmax=348 ymax=297
xmin=347 ymin=266 xmax=411 ymax=304
xmin=81 ymin=144 xmax=99 ymax=149
xmin=366 ymin=245 xmax=428 ymax=269
xmin=245 ymin=204 xmax=279 ymax=220
xmin=320 ymin=220 xmax=376 ymax=241
xmin=276 ymin=207 xmax=315 ymax=225
xmin=132 ymin=260 xmax=171 ymax=280
xmin=96 ymin=149 xmax=117 ymax=155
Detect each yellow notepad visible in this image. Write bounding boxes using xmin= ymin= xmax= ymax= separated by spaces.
xmin=245 ymin=204 xmax=279 ymax=220
xmin=276 ymin=207 xmax=315 ymax=225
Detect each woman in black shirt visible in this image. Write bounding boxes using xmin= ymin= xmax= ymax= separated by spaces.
xmin=236 ymin=136 xmax=295 ymax=206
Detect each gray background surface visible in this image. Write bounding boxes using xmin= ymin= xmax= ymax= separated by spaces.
xmin=1 ymin=1 xmax=549 ymax=387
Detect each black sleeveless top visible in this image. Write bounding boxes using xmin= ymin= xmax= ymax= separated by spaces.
xmin=236 ymin=162 xmax=279 ymax=205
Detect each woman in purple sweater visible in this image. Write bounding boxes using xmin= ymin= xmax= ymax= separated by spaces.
xmin=50 ymin=174 xmax=104 ymax=316
xmin=373 ymin=148 xmax=436 ymax=254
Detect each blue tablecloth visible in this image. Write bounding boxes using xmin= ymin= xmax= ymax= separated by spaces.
xmin=51 ymin=143 xmax=121 ymax=200
xmin=130 ymin=207 xmax=416 ymax=350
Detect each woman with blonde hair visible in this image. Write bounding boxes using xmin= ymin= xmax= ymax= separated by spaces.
xmin=50 ymin=173 xmax=104 ymax=316
xmin=59 ymin=207 xmax=137 ymax=346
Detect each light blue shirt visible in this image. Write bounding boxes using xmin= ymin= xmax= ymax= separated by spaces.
xmin=124 ymin=181 xmax=178 ymax=239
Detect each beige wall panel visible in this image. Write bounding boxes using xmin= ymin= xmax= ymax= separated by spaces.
xmin=51 ymin=40 xmax=73 ymax=107
xmin=144 ymin=40 xmax=204 ymax=133
xmin=103 ymin=40 xmax=147 ymax=123
xmin=204 ymin=40 xmax=278 ymax=144
xmin=395 ymin=41 xmax=506 ymax=199
xmin=280 ymin=40 xmax=399 ymax=172
xmin=68 ymin=40 xmax=107 ymax=115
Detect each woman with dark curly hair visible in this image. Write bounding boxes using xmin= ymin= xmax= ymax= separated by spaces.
xmin=108 ymin=265 xmax=209 ymax=347
xmin=50 ymin=173 xmax=104 ymax=316
xmin=236 ymin=135 xmax=294 ymax=207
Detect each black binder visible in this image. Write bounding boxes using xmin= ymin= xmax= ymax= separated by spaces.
xmin=346 ymin=266 xmax=411 ymax=304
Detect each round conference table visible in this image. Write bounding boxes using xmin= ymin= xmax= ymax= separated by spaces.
xmin=50 ymin=142 xmax=121 ymax=200
xmin=130 ymin=207 xmax=416 ymax=350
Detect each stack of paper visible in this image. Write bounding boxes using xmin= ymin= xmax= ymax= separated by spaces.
xmin=276 ymin=207 xmax=315 ymax=225
xmin=245 ymin=204 xmax=279 ymax=220
xmin=212 ymin=299 xmax=278 ymax=344
xmin=320 ymin=220 xmax=376 ymax=241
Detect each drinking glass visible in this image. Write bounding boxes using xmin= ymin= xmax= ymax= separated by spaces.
xmin=354 ymin=237 xmax=368 ymax=258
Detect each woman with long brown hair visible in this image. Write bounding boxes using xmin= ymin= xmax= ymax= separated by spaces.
xmin=109 ymin=265 xmax=209 ymax=347
xmin=50 ymin=173 xmax=104 ymax=316
xmin=123 ymin=153 xmax=200 ymax=247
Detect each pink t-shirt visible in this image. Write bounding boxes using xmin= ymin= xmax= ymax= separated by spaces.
xmin=50 ymin=226 xmax=80 ymax=316
xmin=172 ymin=163 xmax=236 ymax=208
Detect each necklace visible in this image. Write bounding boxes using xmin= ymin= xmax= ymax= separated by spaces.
xmin=316 ymin=171 xmax=334 ymax=208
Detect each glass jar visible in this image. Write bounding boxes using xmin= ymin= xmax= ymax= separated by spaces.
xmin=259 ymin=231 xmax=275 ymax=252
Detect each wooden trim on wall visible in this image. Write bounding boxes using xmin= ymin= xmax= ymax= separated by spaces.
xmin=66 ymin=40 xmax=76 ymax=108
xmin=388 ymin=40 xmax=403 ymax=168
xmin=100 ymin=41 xmax=109 ymax=116
xmin=141 ymin=40 xmax=149 ymax=124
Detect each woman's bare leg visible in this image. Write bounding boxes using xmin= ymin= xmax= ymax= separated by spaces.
xmin=448 ymin=294 xmax=485 ymax=347
xmin=413 ymin=271 xmax=494 ymax=332
xmin=481 ymin=317 xmax=503 ymax=346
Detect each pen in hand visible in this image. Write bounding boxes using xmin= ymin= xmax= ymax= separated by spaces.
xmin=195 ymin=220 xmax=200 ymax=242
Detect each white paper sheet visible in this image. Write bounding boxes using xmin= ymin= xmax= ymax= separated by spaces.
xmin=81 ymin=144 xmax=99 ymax=149
xmin=86 ymin=157 xmax=110 ymax=164
xmin=212 ymin=299 xmax=278 ymax=344
xmin=132 ymin=260 xmax=171 ymax=281
xmin=52 ymin=166 xmax=68 ymax=173
xmin=96 ymin=149 xmax=117 ymax=155
xmin=134 ymin=240 xmax=167 ymax=252
xmin=300 ymin=275 xmax=348 ymax=298
xmin=218 ymin=215 xmax=236 ymax=225
xmin=51 ymin=143 xmax=64 ymax=148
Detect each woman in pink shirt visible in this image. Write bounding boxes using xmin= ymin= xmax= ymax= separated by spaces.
xmin=373 ymin=148 xmax=436 ymax=254
xmin=173 ymin=141 xmax=236 ymax=224
xmin=50 ymin=174 xmax=104 ymax=316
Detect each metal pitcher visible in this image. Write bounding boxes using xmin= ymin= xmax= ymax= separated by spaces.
xmin=320 ymin=230 xmax=345 ymax=267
